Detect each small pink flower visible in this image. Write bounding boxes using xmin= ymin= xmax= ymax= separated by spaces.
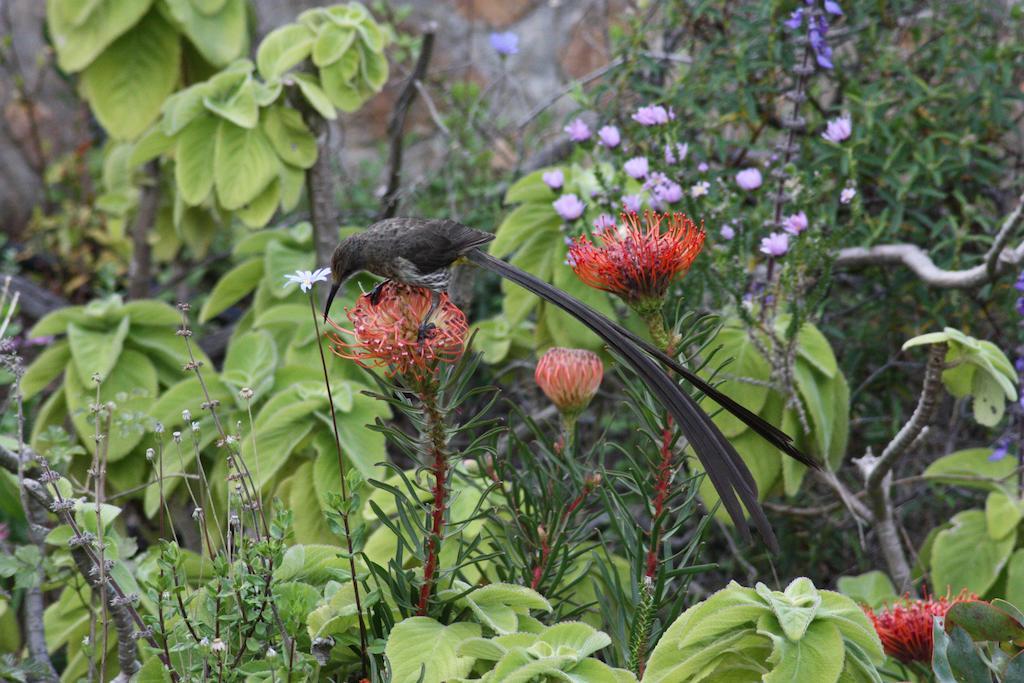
xmin=535 ymin=347 xmax=604 ymax=417
xmin=840 ymin=187 xmax=857 ymax=204
xmin=782 ymin=211 xmax=808 ymax=235
xmin=553 ymin=194 xmax=585 ymax=221
xmin=597 ymin=125 xmax=621 ymax=148
xmin=760 ymin=232 xmax=789 ymax=257
xmin=564 ymin=118 xmax=591 ymax=142
xmin=632 ymin=105 xmax=671 ymax=126
xmin=735 ymin=168 xmax=763 ymax=191
xmin=542 ymin=169 xmax=564 ymax=190
xmin=822 ymin=115 xmax=852 ymax=143
xmin=624 ymin=157 xmax=649 ymax=179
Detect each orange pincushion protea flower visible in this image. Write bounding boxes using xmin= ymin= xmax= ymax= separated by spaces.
xmin=568 ymin=211 xmax=705 ymax=313
xmin=327 ymin=282 xmax=467 ymax=385
xmin=534 ymin=347 xmax=604 ymax=416
xmin=865 ymin=590 xmax=977 ymax=664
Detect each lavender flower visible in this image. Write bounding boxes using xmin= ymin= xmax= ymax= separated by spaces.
xmin=553 ymin=194 xmax=585 ymax=221
xmin=597 ymin=125 xmax=621 ymax=148
xmin=621 ymin=194 xmax=643 ymax=212
xmin=564 ymin=118 xmax=591 ymax=142
xmin=664 ymin=144 xmax=676 ymax=164
xmin=489 ymin=32 xmax=519 ymax=56
xmin=594 ymin=213 xmax=615 ymax=231
xmin=809 ymin=13 xmax=834 ymax=69
xmin=697 ymin=161 xmax=709 ymax=173
xmin=785 ymin=8 xmax=804 ymax=29
xmin=822 ymin=115 xmax=852 ymax=143
xmin=624 ymin=156 xmax=649 ymax=179
xmin=824 ymin=1 xmax=843 ymax=15
xmin=1015 ymin=272 xmax=1024 ymax=292
xmin=736 ymin=168 xmax=763 ymax=191
xmin=720 ymin=224 xmax=736 ymax=240
xmin=783 ymin=211 xmax=808 ymax=235
xmin=690 ymin=181 xmax=710 ymax=198
xmin=1016 ymin=297 xmax=1024 ymax=316
xmin=840 ymin=186 xmax=857 ymax=204
xmin=632 ymin=105 xmax=671 ymax=126
xmin=654 ymin=180 xmax=683 ymax=204
xmin=760 ymin=232 xmax=790 ymax=257
xmin=542 ymin=169 xmax=564 ymax=190
xmin=990 ymin=439 xmax=1010 ymax=462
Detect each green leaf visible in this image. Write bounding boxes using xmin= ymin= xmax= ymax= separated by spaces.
xmin=490 ymin=202 xmax=561 ymax=258
xmin=901 ymin=331 xmax=951 ymax=350
xmin=214 ymin=120 xmax=280 ymax=210
xmin=923 ymin=448 xmax=1015 ymax=492
xmin=537 ymin=621 xmax=608 ymax=658
xmin=136 ymin=655 xmax=172 ymax=682
xmin=760 ymin=618 xmax=844 ymax=683
xmin=757 ymin=578 xmax=820 ymax=642
xmin=21 ymin=340 xmax=70 ymax=400
xmin=358 ymin=42 xmax=389 ymax=91
xmin=279 ymin=163 xmax=306 ymax=211
xmin=200 ymin=258 xmax=265 ymax=322
xmin=203 ymin=74 xmax=259 ymax=129
xmin=80 ymin=10 xmax=180 ymax=140
xmin=816 ymin=591 xmax=886 ymax=666
xmin=505 ymin=168 xmax=567 ymax=205
xmin=945 ymin=600 xmax=1024 ymax=642
xmin=323 ymin=391 xmax=390 ymax=477
xmin=273 ymin=544 xmax=348 ymax=583
xmin=1006 ymin=550 xmax=1024 ymax=612
xmin=776 ymin=316 xmax=838 ymax=378
xmin=123 ymin=300 xmax=180 ymax=326
xmin=266 ymin=240 xmax=315 ymax=297
xmin=222 ymin=329 xmax=277 ymax=395
xmin=29 ymin=306 xmax=90 ymax=337
xmin=706 ymin=325 xmax=772 ymax=438
xmin=932 ymin=623 xmax=991 ymax=683
xmin=384 ymin=617 xmax=480 ymax=683
xmin=163 ymin=0 xmax=248 ymax=67
xmin=128 ymin=127 xmax=174 ymax=166
xmin=290 ymin=461 xmax=340 ymax=543
xmin=257 ymin=23 xmax=315 ymax=80
xmin=67 ymin=316 xmax=130 ymax=386
xmin=161 ymin=81 xmax=212 ymax=136
xmin=47 ymin=0 xmax=153 ymax=72
xmin=175 ymin=114 xmax=219 ymax=205
xmin=293 ymin=72 xmax=337 ymax=120
xmin=262 ymin=106 xmax=317 ymax=168
xmin=244 ymin=399 xmax=319 ymax=489
xmin=984 ymin=491 xmax=1022 ymax=540
xmin=971 ymin=369 xmax=1006 ymax=426
xmin=794 ymin=359 xmax=834 ymax=458
xmin=931 ymin=509 xmax=1016 ymax=596
xmin=836 ymin=572 xmax=897 ymax=609
xmin=312 ymin=25 xmax=356 ymax=66
xmin=236 ymin=178 xmax=281 ymax=228
xmin=461 ymin=584 xmax=552 ymax=635
xmin=826 ymin=372 xmax=851 ymax=471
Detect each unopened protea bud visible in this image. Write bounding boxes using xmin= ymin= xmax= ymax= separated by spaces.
xmin=534 ymin=347 xmax=604 ymax=417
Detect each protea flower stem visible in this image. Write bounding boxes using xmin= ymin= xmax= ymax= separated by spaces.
xmin=417 ymin=384 xmax=450 ymax=616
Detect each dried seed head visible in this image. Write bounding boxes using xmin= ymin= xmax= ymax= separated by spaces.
xmin=239 ymin=387 xmax=254 ymax=400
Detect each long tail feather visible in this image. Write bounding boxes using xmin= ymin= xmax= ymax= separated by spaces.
xmin=467 ymin=249 xmax=780 ymax=550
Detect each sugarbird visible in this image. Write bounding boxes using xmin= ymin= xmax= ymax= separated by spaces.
xmin=325 ymin=217 xmax=818 ymax=550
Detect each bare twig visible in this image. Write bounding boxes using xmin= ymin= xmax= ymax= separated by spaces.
xmin=378 ymin=25 xmax=436 ymax=221
xmin=835 ymin=193 xmax=1024 ymax=288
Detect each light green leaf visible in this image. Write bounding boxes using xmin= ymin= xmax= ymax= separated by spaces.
xmin=816 ymin=591 xmax=886 ymax=665
xmin=200 ymin=258 xmax=265 ymax=322
xmin=931 ymin=509 xmax=1016 ymax=596
xmin=160 ymin=82 xmax=211 ymax=136
xmin=122 ymin=300 xmax=180 ymax=326
xmin=279 ymin=163 xmax=306 ymax=211
xmin=47 ymin=0 xmax=153 ymax=72
xmin=29 ymin=306 xmax=90 ymax=337
xmin=20 ymin=341 xmax=70 ymax=400
xmin=505 ymin=168 xmax=569 ymax=205
xmin=203 ymin=74 xmax=259 ymax=129
xmin=236 ymin=178 xmax=281 ymax=228
xmin=760 ymin=618 xmax=844 ymax=683
xmin=358 ymin=42 xmax=389 ymax=91
xmin=971 ymin=367 xmax=1006 ymax=426
xmin=776 ymin=316 xmax=838 ymax=379
xmin=164 ymin=0 xmax=248 ymax=67
xmin=707 ymin=325 xmax=772 ymax=438
xmin=923 ymin=448 xmax=1015 ymax=492
xmin=257 ymin=23 xmax=315 ymax=80
xmin=273 ymin=544 xmax=348 ymax=583
xmin=794 ymin=359 xmax=832 ymax=457
xmin=266 ymin=240 xmax=315 ymax=297
xmin=984 ymin=491 xmax=1022 ymax=540
xmin=80 ymin=10 xmax=181 ymax=140
xmin=835 ymin=572 xmax=897 ymax=609
xmin=385 ymin=617 xmax=480 ymax=683
xmin=490 ymin=202 xmax=561 ymax=258
xmin=756 ymin=578 xmax=820 ymax=642
xmin=244 ymin=399 xmax=319 ymax=489
xmin=293 ymin=72 xmax=337 ymax=120
xmin=312 ymin=25 xmax=356 ymax=66
xmin=136 ymin=655 xmax=172 ymax=682
xmin=214 ymin=120 xmax=280 ymax=210
xmin=1005 ymin=550 xmax=1024 ymax=612
xmin=128 ymin=127 xmax=174 ymax=166
xmin=67 ymin=316 xmax=129 ymax=386
xmin=262 ymin=106 xmax=317 ymax=169
xmin=290 ymin=460 xmax=339 ymax=543
xmin=901 ymin=331 xmax=951 ymax=350
xmin=222 ymin=329 xmax=277 ymax=394
xmin=175 ymin=114 xmax=219 ymax=205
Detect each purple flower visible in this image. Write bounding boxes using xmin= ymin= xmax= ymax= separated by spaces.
xmin=785 ymin=8 xmax=804 ymax=29
xmin=624 ymin=156 xmax=649 ymax=179
xmin=675 ymin=143 xmax=688 ymax=163
xmin=1015 ymin=271 xmax=1024 ymax=292
xmin=720 ymin=224 xmax=736 ymax=240
xmin=735 ymin=168 xmax=763 ymax=191
xmin=1016 ymin=297 xmax=1024 ymax=316
xmin=632 ymin=105 xmax=671 ymax=126
xmin=553 ymin=194 xmax=585 ymax=221
xmin=489 ymin=32 xmax=519 ymax=56
xmin=783 ymin=211 xmax=808 ymax=235
xmin=621 ymin=194 xmax=643 ymax=212
xmin=542 ymin=169 xmax=564 ymax=190
xmin=1016 ymin=356 xmax=1024 ymax=373
xmin=664 ymin=144 xmax=676 ymax=164
xmin=597 ymin=125 xmax=620 ymax=148
xmin=654 ymin=180 xmax=683 ymax=204
xmin=760 ymin=232 xmax=790 ymax=257
xmin=824 ymin=1 xmax=843 ymax=15
xmin=593 ymin=213 xmax=615 ymax=232
xmin=822 ymin=115 xmax=852 ymax=143
xmin=564 ymin=118 xmax=591 ymax=142
xmin=809 ymin=14 xmax=834 ymax=69
xmin=697 ymin=161 xmax=709 ymax=173
xmin=840 ymin=187 xmax=857 ymax=204
xmin=990 ymin=440 xmax=1010 ymax=462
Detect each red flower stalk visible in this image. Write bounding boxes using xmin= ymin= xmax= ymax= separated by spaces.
xmin=568 ymin=210 xmax=705 ymax=314
xmin=865 ymin=590 xmax=977 ymax=664
xmin=534 ymin=347 xmax=604 ymax=417
xmin=327 ymin=282 xmax=467 ymax=386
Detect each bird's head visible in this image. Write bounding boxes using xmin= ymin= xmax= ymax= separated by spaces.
xmin=324 ymin=238 xmax=360 ymax=319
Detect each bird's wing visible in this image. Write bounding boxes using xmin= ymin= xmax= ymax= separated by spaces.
xmin=466 ymin=249 xmax=780 ymax=550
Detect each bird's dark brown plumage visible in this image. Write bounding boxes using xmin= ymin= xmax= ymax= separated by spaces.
xmin=327 ymin=217 xmax=818 ymax=551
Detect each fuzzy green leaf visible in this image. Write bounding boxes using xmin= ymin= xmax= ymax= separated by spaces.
xmin=257 ymin=23 xmax=315 ymax=80
xmin=214 ymin=120 xmax=280 ymax=210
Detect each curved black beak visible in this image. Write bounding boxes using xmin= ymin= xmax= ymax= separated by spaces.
xmin=323 ymin=282 xmax=340 ymax=320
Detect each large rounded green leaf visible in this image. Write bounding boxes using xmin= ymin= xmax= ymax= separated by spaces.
xmin=47 ymin=0 xmax=153 ymax=72
xmin=312 ymin=25 xmax=356 ymax=66
xmin=385 ymin=617 xmax=480 ymax=683
xmin=256 ymin=23 xmax=315 ymax=80
xmin=319 ymin=57 xmax=365 ymax=112
xmin=292 ymin=73 xmax=336 ymax=120
xmin=199 ymin=257 xmax=265 ymax=322
xmin=64 ymin=349 xmax=158 ymax=461
xmin=235 ymin=179 xmax=281 ymax=228
xmin=163 ymin=0 xmax=248 ymax=67
xmin=706 ymin=325 xmax=773 ymax=438
xmin=67 ymin=316 xmax=130 ymax=386
xmin=80 ymin=11 xmax=181 ymax=140
xmin=242 ymin=399 xmax=319 ymax=489
xmin=931 ymin=509 xmax=1016 ymax=596
xmin=174 ymin=114 xmax=218 ymax=205
xmin=21 ymin=341 xmax=71 ymax=400
xmin=262 ymin=106 xmax=317 ymax=169
xmin=213 ymin=121 xmax=280 ymax=210
xmin=203 ymin=75 xmax=259 ymax=129
xmin=923 ymin=448 xmax=1014 ymax=492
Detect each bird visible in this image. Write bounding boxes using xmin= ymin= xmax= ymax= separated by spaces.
xmin=325 ymin=217 xmax=819 ymax=550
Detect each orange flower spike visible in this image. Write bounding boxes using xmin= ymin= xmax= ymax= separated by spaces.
xmin=534 ymin=347 xmax=604 ymax=417
xmin=327 ymin=282 xmax=467 ymax=386
xmin=865 ymin=590 xmax=978 ymax=664
xmin=568 ymin=210 xmax=705 ymax=314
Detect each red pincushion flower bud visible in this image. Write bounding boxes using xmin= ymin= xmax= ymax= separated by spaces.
xmin=568 ymin=210 xmax=705 ymax=314
xmin=534 ymin=347 xmax=604 ymax=416
xmin=327 ymin=282 xmax=467 ymax=386
xmin=865 ymin=590 xmax=977 ymax=664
